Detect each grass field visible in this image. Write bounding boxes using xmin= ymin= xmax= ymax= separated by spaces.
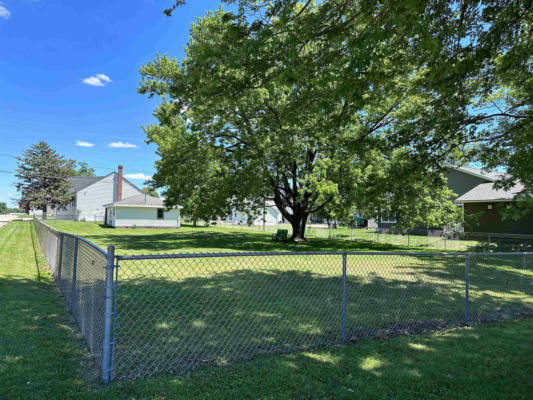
xmin=46 ymin=218 xmax=531 ymax=253
xmin=43 ymin=220 xmax=424 ymax=254
xmin=2 ymin=220 xmax=533 ymax=399
xmin=35 ymin=220 xmax=533 ymax=381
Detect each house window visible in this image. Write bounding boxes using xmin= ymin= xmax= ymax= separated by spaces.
xmin=380 ymin=210 xmax=396 ymax=224
xmin=157 ymin=208 xmax=164 ymax=219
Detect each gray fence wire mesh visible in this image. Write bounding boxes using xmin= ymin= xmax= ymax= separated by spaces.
xmin=33 ymin=218 xmax=533 ymax=383
xmin=33 ymin=217 xmax=110 ymax=376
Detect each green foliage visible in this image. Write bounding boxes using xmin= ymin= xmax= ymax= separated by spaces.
xmin=140 ymin=4 xmax=468 ymax=241
xmin=0 ymin=202 xmax=7 ymax=214
xmin=141 ymin=187 xmax=159 ymax=198
xmin=144 ymin=117 xmax=232 ymax=225
xmin=15 ymin=142 xmax=73 ymax=218
xmin=68 ymin=161 xmax=96 ymax=177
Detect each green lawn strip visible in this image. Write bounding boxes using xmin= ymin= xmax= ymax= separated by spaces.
xmin=0 ymin=221 xmax=98 ymax=399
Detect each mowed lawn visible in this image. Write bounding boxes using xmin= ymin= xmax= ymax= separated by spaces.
xmin=2 ymin=219 xmax=533 ymax=398
xmin=44 ymin=220 xmax=423 ymax=254
xmin=36 ymin=220 xmax=533 ymax=381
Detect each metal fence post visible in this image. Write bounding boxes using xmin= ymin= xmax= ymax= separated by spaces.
xmin=102 ymin=245 xmax=115 ymax=384
xmin=70 ymin=237 xmax=79 ymax=312
xmin=465 ymin=254 xmax=470 ymax=325
xmin=341 ymin=252 xmax=347 ymax=343
xmin=57 ymin=233 xmax=64 ymax=280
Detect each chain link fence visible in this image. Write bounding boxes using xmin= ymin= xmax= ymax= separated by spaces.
xmin=33 ymin=217 xmax=112 ymax=381
xmin=33 ymin=218 xmax=533 ymax=383
xmin=212 ymin=221 xmax=533 ymax=251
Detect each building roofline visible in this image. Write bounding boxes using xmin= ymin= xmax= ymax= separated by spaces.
xmin=444 ymin=163 xmax=498 ymax=182
xmin=72 ymin=172 xmax=143 ymax=195
xmin=454 ymin=199 xmax=515 ymax=204
xmin=103 ymin=204 xmax=182 ymax=209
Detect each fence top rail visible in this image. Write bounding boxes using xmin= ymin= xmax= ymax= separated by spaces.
xmin=33 ymin=216 xmax=108 ymax=257
xmin=116 ymin=250 xmax=533 ymax=261
xmin=462 ymin=231 xmax=533 ymax=239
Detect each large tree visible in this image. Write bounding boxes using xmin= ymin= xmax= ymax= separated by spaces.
xmin=141 ymin=4 xmax=471 ymax=241
xmin=160 ymin=1 xmax=532 ymax=218
xmin=15 ymin=142 xmax=73 ymax=219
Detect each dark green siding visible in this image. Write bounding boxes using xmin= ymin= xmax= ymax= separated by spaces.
xmin=464 ymin=202 xmax=533 ymax=234
xmin=444 ymin=168 xmax=491 ymax=199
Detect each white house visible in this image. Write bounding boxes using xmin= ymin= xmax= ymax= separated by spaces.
xmin=226 ymin=201 xmax=285 ymax=225
xmin=104 ymin=193 xmax=182 ymax=228
xmin=57 ymin=166 xmax=142 ymax=222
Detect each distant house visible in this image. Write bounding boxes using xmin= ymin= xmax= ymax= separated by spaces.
xmin=226 ymin=201 xmax=285 ymax=225
xmin=377 ymin=165 xmax=532 ymax=235
xmin=57 ymin=166 xmax=143 ymax=222
xmin=104 ymin=193 xmax=182 ymax=228
xmin=455 ymin=182 xmax=532 ymax=234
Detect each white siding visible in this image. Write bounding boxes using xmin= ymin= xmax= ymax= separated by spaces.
xmin=122 ymin=178 xmax=142 ymax=199
xmin=227 ymin=206 xmax=282 ymax=225
xmin=75 ymin=173 xmax=143 ymax=222
xmin=76 ymin=174 xmax=115 ymax=222
xmin=111 ymin=207 xmax=181 ymax=228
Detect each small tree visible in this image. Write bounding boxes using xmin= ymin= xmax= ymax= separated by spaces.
xmin=15 ymin=142 xmax=73 ymax=219
xmin=0 ymin=202 xmax=7 ymax=215
xmin=68 ymin=161 xmax=96 ymax=177
xmin=141 ymin=187 xmax=159 ymax=197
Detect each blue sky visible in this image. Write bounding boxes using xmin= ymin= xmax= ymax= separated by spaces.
xmin=0 ymin=0 xmax=221 ymax=206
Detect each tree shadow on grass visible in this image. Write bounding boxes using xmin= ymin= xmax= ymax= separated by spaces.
xmin=84 ymin=230 xmax=412 ymax=254
xmin=125 ymin=318 xmax=533 ymax=400
xmin=112 ymin=257 xmax=533 ymax=380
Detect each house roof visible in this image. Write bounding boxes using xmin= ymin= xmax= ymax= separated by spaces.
xmin=446 ymin=164 xmax=508 ymax=182
xmin=455 ymin=182 xmax=525 ymax=203
xmin=103 ymin=194 xmax=182 ymax=208
xmin=68 ymin=176 xmax=103 ymax=193
xmin=68 ymin=172 xmax=143 ymax=195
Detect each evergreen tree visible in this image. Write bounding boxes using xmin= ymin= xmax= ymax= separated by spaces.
xmin=15 ymin=142 xmax=73 ymax=219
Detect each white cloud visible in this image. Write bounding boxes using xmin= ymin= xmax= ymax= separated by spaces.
xmin=0 ymin=4 xmax=10 ymax=20
xmin=75 ymin=140 xmax=95 ymax=147
xmin=108 ymin=141 xmax=138 ymax=148
xmin=124 ymin=173 xmax=152 ymax=180
xmin=82 ymin=73 xmax=112 ymax=87
xmin=96 ymin=73 xmax=111 ymax=83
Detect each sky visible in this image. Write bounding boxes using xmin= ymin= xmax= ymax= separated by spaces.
xmin=0 ymin=0 xmax=222 ymax=207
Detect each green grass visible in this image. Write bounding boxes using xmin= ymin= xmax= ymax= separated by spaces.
xmin=1 ymin=220 xmax=533 ymax=398
xmin=36 ymin=220 xmax=533 ymax=381
xmin=214 ymin=221 xmax=533 ymax=252
xmin=44 ymin=220 xmax=441 ymax=254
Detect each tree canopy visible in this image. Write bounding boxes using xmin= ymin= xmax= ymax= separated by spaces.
xmin=68 ymin=161 xmax=96 ymax=177
xmin=15 ymin=142 xmax=73 ymax=219
xmin=143 ymin=1 xmax=531 ymax=239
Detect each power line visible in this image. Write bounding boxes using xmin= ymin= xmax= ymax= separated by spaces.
xmin=0 ymin=170 xmax=151 ymax=187
xmin=0 ymin=153 xmax=154 ymax=175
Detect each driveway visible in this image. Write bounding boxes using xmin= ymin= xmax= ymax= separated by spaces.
xmin=0 ymin=214 xmax=20 ymax=228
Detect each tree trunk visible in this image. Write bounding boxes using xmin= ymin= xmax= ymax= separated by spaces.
xmin=42 ymin=206 xmax=47 ymax=220
xmin=290 ymin=213 xmax=309 ymax=242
